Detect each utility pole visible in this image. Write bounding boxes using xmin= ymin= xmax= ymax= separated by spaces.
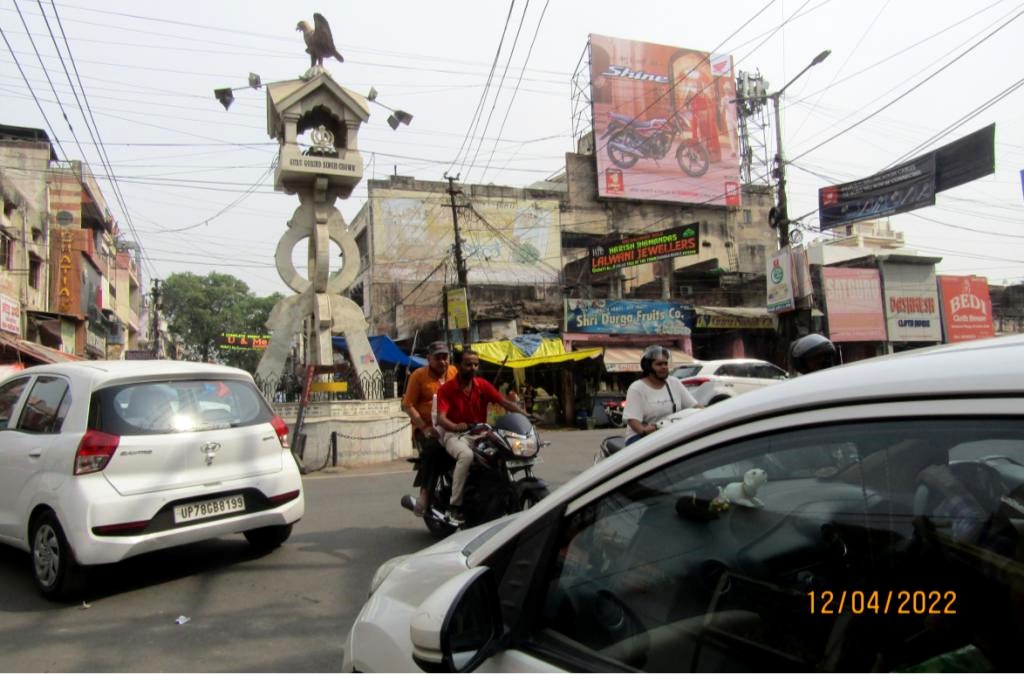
xmin=444 ymin=173 xmax=471 ymax=342
xmin=150 ymin=279 xmax=161 ymax=359
xmin=765 ymin=49 xmax=831 ymax=352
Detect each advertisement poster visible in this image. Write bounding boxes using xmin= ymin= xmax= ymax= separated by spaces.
xmin=446 ymin=287 xmax=470 ymax=330
xmin=589 ymin=34 xmax=741 ymax=206
xmin=216 ymin=333 xmax=270 ymax=350
xmin=589 ymin=223 xmax=699 ymax=274
xmin=938 ymin=275 xmax=995 ymax=343
xmin=818 ymin=155 xmax=936 ymax=231
xmin=371 ymin=189 xmax=561 ymax=285
xmin=766 ymin=247 xmax=795 ymax=314
xmin=880 ymin=262 xmax=942 ymax=342
xmin=0 ymin=293 xmax=20 ymax=334
xmin=821 ymin=268 xmax=887 ymax=342
xmin=565 ymin=298 xmax=694 ymax=335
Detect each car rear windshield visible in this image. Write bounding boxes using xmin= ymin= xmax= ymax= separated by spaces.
xmin=89 ymin=378 xmax=273 ymax=436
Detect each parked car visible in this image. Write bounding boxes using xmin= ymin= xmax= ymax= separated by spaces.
xmin=672 ymin=357 xmax=788 ymax=405
xmin=0 ymin=360 xmax=303 ymax=600
xmin=344 ymin=335 xmax=1024 ymax=672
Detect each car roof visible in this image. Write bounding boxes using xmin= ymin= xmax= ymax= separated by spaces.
xmin=470 ymin=333 xmax=1024 ymax=563
xmin=694 ymin=358 xmax=777 ymax=367
xmin=1 ymin=360 xmax=254 ymax=388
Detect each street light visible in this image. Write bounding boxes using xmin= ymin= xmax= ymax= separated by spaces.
xmin=768 ymin=49 xmax=830 ymax=247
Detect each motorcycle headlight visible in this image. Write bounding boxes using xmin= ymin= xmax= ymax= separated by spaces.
xmin=500 ymin=430 xmax=539 ymax=457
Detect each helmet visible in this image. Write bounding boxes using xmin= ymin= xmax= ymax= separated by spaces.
xmin=640 ymin=345 xmax=671 ymax=375
xmin=789 ymin=333 xmax=837 ymax=374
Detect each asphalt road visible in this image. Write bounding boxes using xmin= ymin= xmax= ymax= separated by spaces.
xmin=0 ymin=427 xmax=613 ymax=672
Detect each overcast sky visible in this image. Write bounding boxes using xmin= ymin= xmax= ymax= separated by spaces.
xmin=2 ymin=0 xmax=1022 ymax=298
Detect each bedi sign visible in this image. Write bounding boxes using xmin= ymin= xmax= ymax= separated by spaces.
xmin=938 ymin=275 xmax=994 ymax=343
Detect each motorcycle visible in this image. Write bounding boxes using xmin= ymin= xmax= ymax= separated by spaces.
xmin=602 ymin=398 xmax=626 ymax=428
xmin=596 ymin=407 xmax=702 ymax=463
xmin=601 ymin=108 xmax=710 ymax=177
xmin=401 ymin=412 xmax=550 ymax=538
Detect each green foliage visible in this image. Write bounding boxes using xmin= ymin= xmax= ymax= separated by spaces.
xmin=159 ymin=272 xmax=283 ymax=374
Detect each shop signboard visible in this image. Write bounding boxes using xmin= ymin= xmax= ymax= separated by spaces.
xmin=880 ymin=262 xmax=942 ymax=342
xmin=766 ymin=247 xmax=795 ymax=314
xmin=937 ymin=275 xmax=995 ymax=343
xmin=821 ymin=268 xmax=887 ymax=342
xmin=565 ymin=298 xmax=694 ymax=335
xmin=216 ymin=333 xmax=271 ymax=350
xmin=589 ymin=34 xmax=741 ymax=207
xmin=0 ymin=293 xmax=20 ymax=335
xmin=589 ymin=223 xmax=699 ymax=274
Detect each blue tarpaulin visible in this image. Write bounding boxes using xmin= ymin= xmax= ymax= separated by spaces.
xmin=332 ymin=335 xmax=427 ymax=369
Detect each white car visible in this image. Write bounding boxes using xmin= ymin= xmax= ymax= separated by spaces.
xmin=344 ymin=335 xmax=1024 ymax=672
xmin=0 ymin=360 xmax=304 ymax=600
xmin=672 ymin=358 xmax=788 ymax=405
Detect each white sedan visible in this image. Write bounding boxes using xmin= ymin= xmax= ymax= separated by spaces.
xmin=0 ymin=360 xmax=304 ymax=600
xmin=672 ymin=358 xmax=789 ymax=405
xmin=345 ymin=335 xmax=1024 ymax=672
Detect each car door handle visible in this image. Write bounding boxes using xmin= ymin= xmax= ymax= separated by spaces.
xmin=28 ymin=448 xmax=43 ymax=458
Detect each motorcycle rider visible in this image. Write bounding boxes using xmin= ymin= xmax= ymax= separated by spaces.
xmin=623 ymin=345 xmax=700 ymax=446
xmin=789 ymin=333 xmax=838 ymax=375
xmin=400 ymin=340 xmax=457 ymax=517
xmin=436 ymin=348 xmax=529 ymax=523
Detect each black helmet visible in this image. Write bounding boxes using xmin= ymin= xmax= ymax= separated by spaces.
xmin=640 ymin=345 xmax=671 ymax=375
xmin=789 ymin=333 xmax=837 ymax=374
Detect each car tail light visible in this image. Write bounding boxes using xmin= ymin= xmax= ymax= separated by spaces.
xmin=93 ymin=520 xmax=149 ymax=536
xmin=269 ymin=489 xmax=301 ymax=505
xmin=75 ymin=430 xmax=120 ymax=475
xmin=271 ymin=414 xmax=289 ymax=449
xmin=682 ymin=377 xmax=710 ymax=388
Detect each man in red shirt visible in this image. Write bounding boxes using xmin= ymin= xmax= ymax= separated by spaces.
xmin=436 ymin=349 xmax=527 ymax=523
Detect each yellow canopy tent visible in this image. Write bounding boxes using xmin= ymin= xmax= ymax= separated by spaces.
xmin=469 ymin=337 xmax=603 ymax=369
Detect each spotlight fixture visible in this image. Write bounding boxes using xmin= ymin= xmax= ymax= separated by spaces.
xmin=214 ymin=88 xmax=235 ymax=110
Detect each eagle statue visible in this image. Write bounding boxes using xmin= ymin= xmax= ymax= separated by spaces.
xmin=296 ymin=13 xmax=344 ymax=69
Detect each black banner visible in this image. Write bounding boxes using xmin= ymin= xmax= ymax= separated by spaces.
xmin=589 ymin=223 xmax=699 ymax=274
xmin=818 ymin=156 xmax=936 ymax=231
xmin=934 ymin=123 xmax=995 ymax=192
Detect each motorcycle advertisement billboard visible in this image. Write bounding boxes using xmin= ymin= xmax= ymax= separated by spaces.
xmin=589 ymin=34 xmax=741 ymax=207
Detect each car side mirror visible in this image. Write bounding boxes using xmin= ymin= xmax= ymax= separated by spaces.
xmin=411 ymin=567 xmax=502 ymax=673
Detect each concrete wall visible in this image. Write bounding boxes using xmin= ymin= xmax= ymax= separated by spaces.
xmin=273 ymin=397 xmax=414 ymax=469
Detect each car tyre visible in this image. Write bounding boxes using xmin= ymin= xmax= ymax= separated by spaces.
xmin=30 ymin=511 xmax=85 ymax=601
xmin=243 ymin=523 xmax=293 ymax=551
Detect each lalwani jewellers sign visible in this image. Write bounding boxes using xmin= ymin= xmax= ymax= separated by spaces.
xmin=589 ymin=223 xmax=699 ymax=274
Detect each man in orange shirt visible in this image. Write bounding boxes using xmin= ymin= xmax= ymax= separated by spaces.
xmin=401 ymin=341 xmax=457 ymax=516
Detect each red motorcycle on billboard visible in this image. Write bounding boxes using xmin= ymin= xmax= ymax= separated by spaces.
xmin=601 ymin=106 xmax=710 ymax=177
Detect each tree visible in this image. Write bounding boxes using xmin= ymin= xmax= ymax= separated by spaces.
xmin=160 ymin=272 xmax=282 ymax=373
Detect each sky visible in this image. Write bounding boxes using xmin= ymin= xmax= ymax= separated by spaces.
xmin=1 ymin=0 xmax=1022 ymax=299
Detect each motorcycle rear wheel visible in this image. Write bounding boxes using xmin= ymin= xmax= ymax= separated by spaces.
xmin=607 ymin=129 xmax=641 ymax=169
xmin=676 ymin=140 xmax=710 ymax=177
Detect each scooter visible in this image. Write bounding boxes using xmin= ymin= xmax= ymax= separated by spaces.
xmin=602 ymin=398 xmax=626 ymax=428
xmin=401 ymin=412 xmax=550 ymax=538
xmin=595 ymin=407 xmax=702 ymax=463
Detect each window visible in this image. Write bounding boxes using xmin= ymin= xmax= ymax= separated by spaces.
xmin=17 ymin=376 xmax=71 ymax=433
xmin=0 ymin=377 xmax=29 ymax=429
xmin=532 ymin=419 xmax=1024 ymax=671
xmin=747 ymin=363 xmax=788 ymax=380
xmin=92 ymin=378 xmax=272 ymax=436
xmin=0 ymin=232 xmax=12 ymax=270
xmin=28 ymin=254 xmax=42 ymax=290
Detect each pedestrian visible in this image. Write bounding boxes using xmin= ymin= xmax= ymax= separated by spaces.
xmin=623 ymin=345 xmax=700 ymax=445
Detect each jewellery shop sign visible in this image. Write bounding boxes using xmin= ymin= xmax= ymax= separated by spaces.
xmin=589 ymin=223 xmax=699 ymax=274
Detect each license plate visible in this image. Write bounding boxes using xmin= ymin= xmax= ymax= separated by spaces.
xmin=174 ymin=494 xmax=245 ymax=524
xmin=507 ymin=457 xmax=542 ymax=469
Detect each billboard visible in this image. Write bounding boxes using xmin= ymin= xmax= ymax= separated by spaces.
xmin=818 ymin=155 xmax=936 ymax=231
xmin=937 ymin=275 xmax=995 ymax=343
xmin=589 ymin=223 xmax=698 ymax=274
xmin=0 ymin=293 xmax=20 ymax=335
xmin=589 ymin=34 xmax=740 ymax=206
xmin=446 ymin=287 xmax=470 ymax=330
xmin=370 ymin=189 xmax=561 ymax=285
xmin=821 ymin=268 xmax=887 ymax=342
xmin=880 ymin=262 xmax=942 ymax=342
xmin=216 ymin=333 xmax=270 ymax=350
xmin=766 ymin=247 xmax=795 ymax=314
xmin=565 ymin=298 xmax=694 ymax=335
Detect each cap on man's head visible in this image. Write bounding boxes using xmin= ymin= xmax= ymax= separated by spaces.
xmin=428 ymin=341 xmax=449 ymax=357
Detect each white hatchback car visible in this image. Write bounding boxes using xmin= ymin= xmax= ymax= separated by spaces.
xmin=0 ymin=360 xmax=304 ymax=599
xmin=672 ymin=358 xmax=789 ymax=405
xmin=345 ymin=335 xmax=1024 ymax=672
